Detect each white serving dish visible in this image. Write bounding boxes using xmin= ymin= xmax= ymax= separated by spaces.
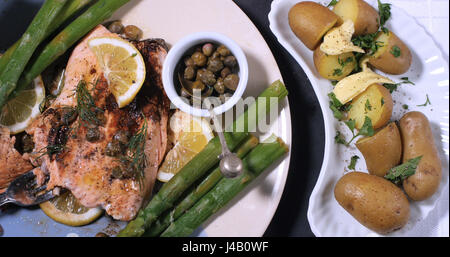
xmin=269 ymin=0 xmax=449 ymax=236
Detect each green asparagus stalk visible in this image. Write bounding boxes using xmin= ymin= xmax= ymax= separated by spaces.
xmin=160 ymin=136 xmax=289 ymax=237
xmin=117 ymin=80 xmax=288 ymax=237
xmin=144 ymin=135 xmax=259 ymax=237
xmin=0 ymin=0 xmax=68 ymax=108
xmin=0 ymin=0 xmax=94 ymax=75
xmin=6 ymin=0 xmax=131 ymax=102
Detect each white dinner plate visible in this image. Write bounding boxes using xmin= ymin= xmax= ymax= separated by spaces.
xmin=0 ymin=0 xmax=292 ymax=237
xmin=269 ymin=0 xmax=449 ymax=236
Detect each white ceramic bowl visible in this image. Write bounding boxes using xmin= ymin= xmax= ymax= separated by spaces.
xmin=162 ymin=32 xmax=249 ymax=117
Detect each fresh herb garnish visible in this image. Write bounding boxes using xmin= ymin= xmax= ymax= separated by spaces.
xmin=121 ymin=115 xmax=148 ymax=187
xmin=402 ymin=104 xmax=409 ymax=110
xmin=348 ymin=155 xmax=360 ymax=170
xmin=383 ymin=77 xmax=415 ymax=93
xmin=327 ymin=0 xmax=339 ymax=7
xmin=36 ymin=144 xmax=67 ymax=160
xmin=328 ymin=92 xmax=351 ymax=120
xmin=417 ymin=94 xmax=431 ymax=107
xmin=75 ymin=80 xmax=104 ymax=128
xmin=381 ymin=98 xmax=385 ymax=106
xmin=390 ymin=45 xmax=401 ymax=57
xmin=384 ymin=156 xmax=422 ymax=185
xmin=334 ymin=131 xmax=348 ymax=145
xmin=378 ymin=0 xmax=392 ymax=29
xmin=365 ymin=99 xmax=372 ymax=112
xmin=346 ymin=116 xmax=375 ymax=145
xmin=331 ymin=80 xmax=339 ymax=86
xmin=333 ymin=68 xmax=343 ymax=76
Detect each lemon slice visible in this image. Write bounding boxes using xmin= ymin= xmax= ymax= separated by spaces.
xmin=157 ymin=111 xmax=214 ymax=182
xmin=40 ymin=191 xmax=103 ymax=227
xmin=88 ymin=37 xmax=146 ymax=108
xmin=0 ymin=76 xmax=45 ymax=134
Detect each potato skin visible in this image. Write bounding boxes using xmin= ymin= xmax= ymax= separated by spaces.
xmin=347 ymin=84 xmax=393 ymax=130
xmin=369 ymin=31 xmax=412 ymax=75
xmin=332 ymin=0 xmax=380 ymax=35
xmin=356 ymin=122 xmax=402 ymax=177
xmin=288 ymin=1 xmax=339 ymax=50
xmin=313 ymin=48 xmax=356 ymax=80
xmin=399 ymin=112 xmax=442 ymax=201
xmin=334 ymin=172 xmax=410 ymax=234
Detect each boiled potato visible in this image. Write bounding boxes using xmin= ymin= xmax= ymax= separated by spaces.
xmin=288 ymin=1 xmax=339 ymax=50
xmin=332 ymin=0 xmax=380 ymax=35
xmin=356 ymin=122 xmax=402 ymax=177
xmin=368 ymin=31 xmax=412 ymax=75
xmin=399 ymin=112 xmax=442 ymax=201
xmin=334 ymin=172 xmax=410 ymax=234
xmin=347 ymin=84 xmax=393 ymax=130
xmin=313 ymin=49 xmax=356 ymax=80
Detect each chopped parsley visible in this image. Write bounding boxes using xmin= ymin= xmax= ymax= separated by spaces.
xmin=365 ymin=99 xmax=372 ymax=112
xmin=338 ymin=116 xmax=375 ymax=146
xmin=378 ymin=0 xmax=392 ymax=29
xmin=348 ymin=155 xmax=360 ymax=170
xmin=333 ymin=68 xmax=343 ymax=76
xmin=402 ymin=104 xmax=409 ymax=110
xmin=327 ymin=0 xmax=339 ymax=7
xmin=381 ymin=98 xmax=385 ymax=106
xmin=417 ymin=94 xmax=432 ymax=107
xmin=390 ymin=45 xmax=401 ymax=57
xmin=384 ymin=156 xmax=422 ymax=185
xmin=383 ymin=77 xmax=415 ymax=93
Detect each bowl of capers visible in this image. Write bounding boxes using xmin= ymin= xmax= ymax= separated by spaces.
xmin=162 ymin=32 xmax=248 ymax=117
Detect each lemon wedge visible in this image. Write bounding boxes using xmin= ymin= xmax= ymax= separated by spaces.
xmin=0 ymin=76 xmax=45 ymax=134
xmin=88 ymin=37 xmax=146 ymax=108
xmin=157 ymin=111 xmax=214 ymax=182
xmin=40 ymin=191 xmax=103 ymax=227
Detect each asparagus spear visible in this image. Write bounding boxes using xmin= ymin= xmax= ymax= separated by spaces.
xmin=144 ymin=135 xmax=259 ymax=237
xmin=0 ymin=0 xmax=68 ymax=108
xmin=160 ymin=136 xmax=289 ymax=237
xmin=6 ymin=0 xmax=131 ymax=102
xmin=0 ymin=0 xmax=94 ymax=75
xmin=117 ymin=80 xmax=288 ymax=237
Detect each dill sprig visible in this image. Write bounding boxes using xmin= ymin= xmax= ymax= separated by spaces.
xmin=75 ymin=80 xmax=104 ymax=128
xmin=35 ymin=144 xmax=67 ymax=160
xmin=123 ymin=115 xmax=148 ymax=188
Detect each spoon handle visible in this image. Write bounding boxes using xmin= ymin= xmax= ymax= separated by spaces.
xmin=209 ymin=110 xmax=231 ymax=157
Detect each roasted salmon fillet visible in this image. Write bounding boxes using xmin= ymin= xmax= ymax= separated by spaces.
xmin=26 ymin=25 xmax=170 ymax=221
xmin=0 ymin=127 xmax=34 ymax=193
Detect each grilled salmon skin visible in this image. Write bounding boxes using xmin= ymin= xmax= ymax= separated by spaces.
xmin=27 ymin=25 xmax=170 ymax=221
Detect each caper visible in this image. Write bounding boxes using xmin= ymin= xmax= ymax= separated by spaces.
xmin=207 ymin=58 xmax=224 ymax=73
xmin=108 ymin=21 xmax=124 ymax=34
xmin=192 ymin=52 xmax=207 ymax=67
xmin=223 ymin=74 xmax=240 ymax=91
xmin=220 ymin=67 xmax=231 ymax=78
xmin=123 ymin=25 xmax=143 ymax=41
xmin=123 ymin=165 xmax=136 ymax=179
xmin=61 ymin=108 xmax=77 ymax=125
xmin=184 ymin=57 xmax=195 ymax=67
xmin=86 ymin=127 xmax=101 ymax=142
xmin=184 ymin=66 xmax=196 ymax=81
xmin=202 ymin=43 xmax=215 ymax=57
xmin=113 ymin=130 xmax=131 ymax=145
xmin=217 ymin=45 xmax=231 ymax=57
xmin=95 ymin=110 xmax=106 ymax=126
xmin=214 ymin=78 xmax=225 ymax=94
xmin=211 ymin=51 xmax=221 ymax=59
xmin=22 ymin=134 xmax=35 ymax=153
xmin=105 ymin=141 xmax=124 ymax=157
xmin=223 ymin=55 xmax=237 ymax=68
xmin=200 ymin=70 xmax=216 ymax=87
xmin=192 ymin=80 xmax=206 ymax=91
xmin=111 ymin=166 xmax=123 ymax=179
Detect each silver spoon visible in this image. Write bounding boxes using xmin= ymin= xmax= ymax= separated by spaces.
xmin=209 ymin=109 xmax=243 ymax=178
